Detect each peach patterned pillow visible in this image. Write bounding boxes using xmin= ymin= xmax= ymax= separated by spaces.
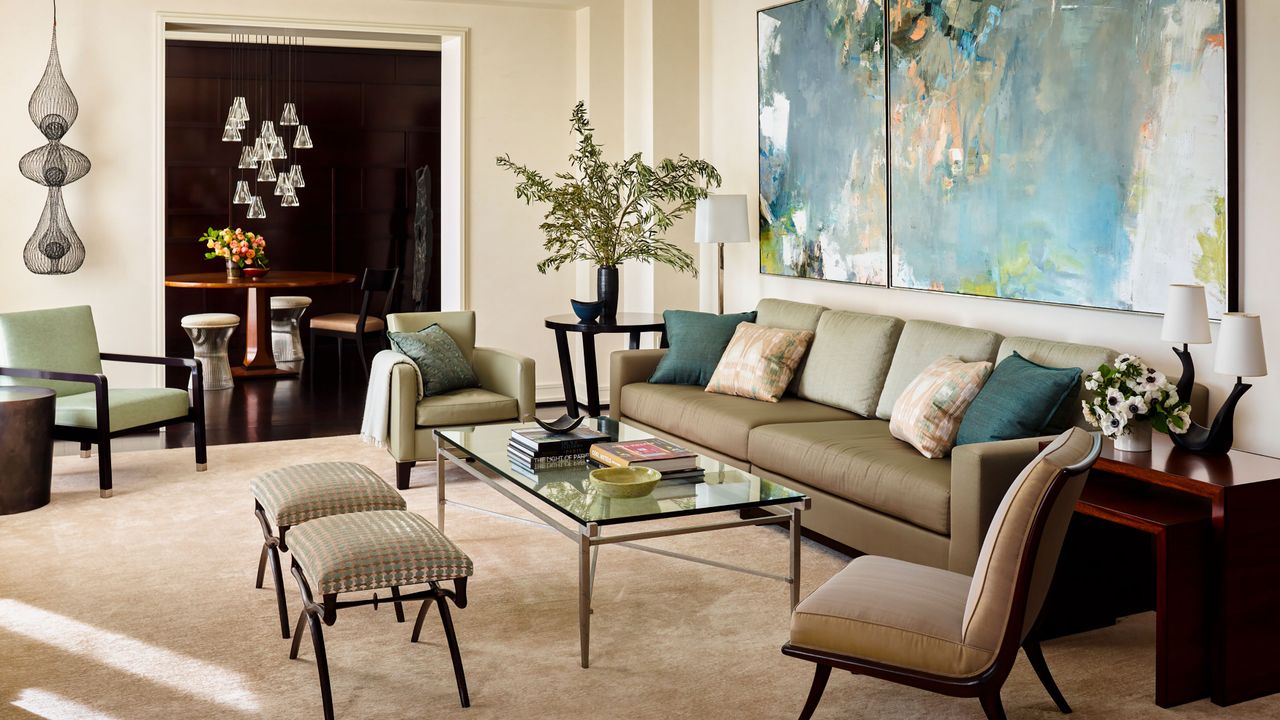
xmin=890 ymin=356 xmax=993 ymax=458
xmin=705 ymin=323 xmax=815 ymax=403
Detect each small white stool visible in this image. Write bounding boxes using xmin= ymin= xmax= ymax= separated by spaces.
xmin=182 ymin=313 xmax=240 ymax=391
xmin=270 ymin=296 xmax=312 ymax=363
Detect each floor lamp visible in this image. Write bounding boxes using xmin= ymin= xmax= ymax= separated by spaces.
xmin=695 ymin=194 xmax=749 ymax=315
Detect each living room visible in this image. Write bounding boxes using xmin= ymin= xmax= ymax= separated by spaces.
xmin=2 ymin=0 xmax=1277 ymax=718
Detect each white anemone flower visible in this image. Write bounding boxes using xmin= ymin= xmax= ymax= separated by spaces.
xmin=1104 ymin=387 xmax=1127 ymax=415
xmin=1137 ymin=367 xmax=1167 ymax=393
xmin=1114 ymin=354 xmax=1136 ymax=370
xmin=1081 ymin=401 xmax=1098 ymax=426
xmin=1123 ymin=395 xmax=1148 ymax=418
xmin=1164 ymin=388 xmax=1180 ymax=407
xmin=1083 ymin=371 xmax=1103 ymax=391
xmin=1102 ymin=412 xmax=1128 ymax=438
xmin=1169 ymin=409 xmax=1193 ymax=434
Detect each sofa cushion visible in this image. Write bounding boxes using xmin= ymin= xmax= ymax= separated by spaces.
xmin=876 ymin=320 xmax=1003 ymax=420
xmin=790 ymin=555 xmax=993 ymax=678
xmin=748 ymin=420 xmax=952 ymax=534
xmin=620 ymin=383 xmax=857 ymax=460
xmin=706 ymin=323 xmax=814 ymax=402
xmin=997 ymin=337 xmax=1114 ymax=432
xmin=956 ymin=351 xmax=1082 ymax=446
xmin=890 ymin=357 xmax=993 ymax=459
xmin=797 ymin=310 xmax=904 ymax=417
xmin=754 ymin=298 xmax=827 ymax=332
xmin=649 ymin=310 xmax=756 ymax=386
xmin=415 ymin=387 xmax=518 ymax=427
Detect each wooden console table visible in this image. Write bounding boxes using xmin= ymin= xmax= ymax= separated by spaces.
xmin=1055 ymin=433 xmax=1280 ymax=707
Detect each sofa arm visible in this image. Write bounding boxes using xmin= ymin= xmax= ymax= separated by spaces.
xmin=609 ymin=349 xmax=667 ymax=418
xmin=473 ymin=347 xmax=536 ymax=421
xmin=948 ymin=436 xmax=1048 ymax=574
xmin=388 ymin=364 xmax=420 ymax=462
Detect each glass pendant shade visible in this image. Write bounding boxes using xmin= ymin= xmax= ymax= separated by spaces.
xmin=232 ymin=96 xmax=249 ymax=122
xmin=260 ymin=121 xmax=277 ymax=141
xmin=280 ymin=102 xmax=299 ymax=126
xmin=257 ymin=161 xmax=277 ymax=182
xmin=237 ymin=145 xmax=258 ymax=169
xmin=273 ymin=172 xmax=292 ymax=196
xmin=221 ymin=124 xmax=241 ymax=142
xmin=293 ymin=124 xmax=313 ymax=149
xmin=246 ymin=195 xmax=266 ymax=219
xmin=269 ymin=135 xmax=287 ymax=160
xmin=252 ymin=137 xmax=270 ymax=162
xmin=232 ymin=180 xmax=252 ymax=204
xmin=281 ymin=189 xmax=299 ymax=207
xmin=288 ymin=164 xmax=305 ymax=188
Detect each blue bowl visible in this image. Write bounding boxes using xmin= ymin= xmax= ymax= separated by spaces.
xmin=571 ymin=299 xmax=604 ymax=323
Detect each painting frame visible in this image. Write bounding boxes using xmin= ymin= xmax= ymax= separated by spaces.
xmin=756 ymin=0 xmax=1239 ymax=317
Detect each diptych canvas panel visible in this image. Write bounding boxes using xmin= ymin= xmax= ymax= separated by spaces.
xmin=758 ymin=0 xmax=1234 ymax=317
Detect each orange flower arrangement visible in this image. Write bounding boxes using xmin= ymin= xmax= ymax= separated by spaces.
xmin=200 ymin=227 xmax=269 ymax=268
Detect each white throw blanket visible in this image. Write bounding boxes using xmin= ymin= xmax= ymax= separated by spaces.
xmin=361 ymin=350 xmax=424 ymax=447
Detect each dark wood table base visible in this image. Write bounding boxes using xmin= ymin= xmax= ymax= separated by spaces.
xmin=545 ymin=313 xmax=667 ymax=418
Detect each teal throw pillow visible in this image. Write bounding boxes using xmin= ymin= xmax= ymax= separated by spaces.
xmin=387 ymin=324 xmax=479 ymax=397
xmin=955 ymin=351 xmax=1081 ymax=446
xmin=649 ymin=310 xmax=757 ymax=386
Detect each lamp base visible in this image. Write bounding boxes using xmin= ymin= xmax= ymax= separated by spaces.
xmin=1170 ymin=380 xmax=1250 ymax=455
xmin=1172 ymin=344 xmax=1195 ymax=403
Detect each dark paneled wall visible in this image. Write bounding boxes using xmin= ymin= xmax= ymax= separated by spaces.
xmin=163 ymin=41 xmax=441 ymax=360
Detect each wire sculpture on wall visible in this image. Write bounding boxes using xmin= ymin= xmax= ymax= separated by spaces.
xmin=22 ymin=0 xmax=90 ymax=275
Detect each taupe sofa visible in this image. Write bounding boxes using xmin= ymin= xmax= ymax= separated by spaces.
xmin=610 ymin=298 xmax=1206 ymax=575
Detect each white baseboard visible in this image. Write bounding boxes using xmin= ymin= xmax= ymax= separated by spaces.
xmin=536 ymin=382 xmax=609 ymax=405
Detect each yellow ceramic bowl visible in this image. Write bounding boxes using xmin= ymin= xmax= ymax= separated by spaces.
xmin=588 ymin=466 xmax=662 ymax=498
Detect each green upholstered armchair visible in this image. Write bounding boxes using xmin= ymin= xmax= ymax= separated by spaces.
xmin=0 ymin=306 xmax=207 ymax=498
xmin=386 ymin=311 xmax=535 ymax=489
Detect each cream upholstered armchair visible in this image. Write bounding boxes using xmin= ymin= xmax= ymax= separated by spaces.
xmin=783 ymin=428 xmax=1102 ymax=720
xmin=387 ymin=311 xmax=535 ymax=489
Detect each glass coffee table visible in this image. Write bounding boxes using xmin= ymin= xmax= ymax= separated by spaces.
xmin=434 ymin=418 xmax=809 ymax=668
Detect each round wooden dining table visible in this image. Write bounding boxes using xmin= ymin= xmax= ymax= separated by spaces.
xmin=164 ymin=271 xmax=356 ymax=379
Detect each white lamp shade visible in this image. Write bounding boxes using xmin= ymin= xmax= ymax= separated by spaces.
xmin=1215 ymin=312 xmax=1268 ymax=378
xmin=1161 ymin=283 xmax=1211 ymax=344
xmin=695 ymin=195 xmax=749 ymax=245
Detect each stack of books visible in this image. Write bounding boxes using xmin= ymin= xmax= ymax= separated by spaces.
xmin=508 ymin=425 xmax=609 ymax=473
xmin=588 ymin=438 xmax=703 ymax=480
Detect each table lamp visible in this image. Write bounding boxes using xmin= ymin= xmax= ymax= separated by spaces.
xmin=695 ymin=195 xmax=749 ymax=315
xmin=1161 ymin=283 xmax=1212 ymax=401
xmin=1172 ymin=312 xmax=1268 ymax=455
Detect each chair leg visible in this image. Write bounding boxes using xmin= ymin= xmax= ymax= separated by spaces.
xmin=980 ymin=691 xmax=1008 ymax=720
xmin=1024 ymin=639 xmax=1072 ymax=713
xmin=797 ymin=664 xmax=830 ymax=720
xmin=396 ymin=461 xmax=414 ymax=491
xmin=309 ymin=331 xmax=317 ymax=388
xmin=289 ymin=611 xmax=308 ymax=659
xmin=192 ymin=394 xmax=208 ymax=473
xmin=436 ymin=595 xmax=470 ymax=708
xmin=356 ymin=335 xmax=369 ymax=378
xmin=268 ymin=544 xmax=291 ymax=639
xmin=390 ymin=586 xmax=406 ymax=623
xmin=305 ymin=611 xmax=336 ymax=720
xmin=255 ymin=544 xmax=268 ymax=589
xmin=336 ymin=337 xmax=344 ymax=384
xmin=98 ymin=434 xmax=113 ymax=498
xmin=411 ymin=598 xmax=434 ymax=643
xmin=79 ymin=441 xmax=91 ymax=458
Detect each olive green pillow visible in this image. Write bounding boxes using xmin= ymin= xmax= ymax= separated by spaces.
xmin=649 ymin=310 xmax=757 ymax=386
xmin=955 ymin=351 xmax=1081 ymax=446
xmin=387 ymin=324 xmax=479 ymax=397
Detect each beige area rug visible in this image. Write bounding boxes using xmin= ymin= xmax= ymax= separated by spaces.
xmin=1 ymin=436 xmax=1277 ymax=720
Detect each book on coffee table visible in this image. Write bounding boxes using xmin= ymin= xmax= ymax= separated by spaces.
xmin=510 ymin=426 xmax=608 ymax=456
xmin=589 ymin=438 xmax=698 ymax=473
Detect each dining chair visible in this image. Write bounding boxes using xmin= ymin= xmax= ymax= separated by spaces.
xmin=782 ymin=427 xmax=1102 ymax=720
xmin=0 ymin=305 xmax=208 ymax=498
xmin=309 ymin=268 xmax=399 ymax=379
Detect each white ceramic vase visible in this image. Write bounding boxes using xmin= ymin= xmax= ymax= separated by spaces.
xmin=1114 ymin=421 xmax=1153 ymax=453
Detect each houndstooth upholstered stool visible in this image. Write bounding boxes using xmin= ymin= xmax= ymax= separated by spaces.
xmin=270 ymin=295 xmax=312 ymax=362
xmin=181 ymin=313 xmax=240 ymax=391
xmin=288 ymin=510 xmax=475 ymax=720
xmin=251 ymin=462 xmax=406 ymax=639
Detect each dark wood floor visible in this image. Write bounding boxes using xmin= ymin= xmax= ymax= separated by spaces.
xmin=54 ymin=349 xmax=566 ymax=456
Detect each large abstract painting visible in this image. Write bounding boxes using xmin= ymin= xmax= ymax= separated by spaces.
xmin=758 ymin=0 xmax=1235 ymax=317
xmin=758 ymin=0 xmax=889 ymax=285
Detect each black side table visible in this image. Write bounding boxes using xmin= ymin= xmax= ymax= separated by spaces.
xmin=0 ymin=386 xmax=56 ymax=514
xmin=545 ymin=313 xmax=667 ymax=418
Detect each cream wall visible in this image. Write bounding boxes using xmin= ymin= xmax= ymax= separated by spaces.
xmin=0 ymin=0 xmax=577 ymax=392
xmin=697 ymin=0 xmax=1280 ymax=456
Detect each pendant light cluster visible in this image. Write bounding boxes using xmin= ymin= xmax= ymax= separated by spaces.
xmin=223 ymin=33 xmax=313 ymax=219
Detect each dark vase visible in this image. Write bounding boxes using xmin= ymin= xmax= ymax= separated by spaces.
xmin=597 ymin=265 xmax=619 ymax=323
